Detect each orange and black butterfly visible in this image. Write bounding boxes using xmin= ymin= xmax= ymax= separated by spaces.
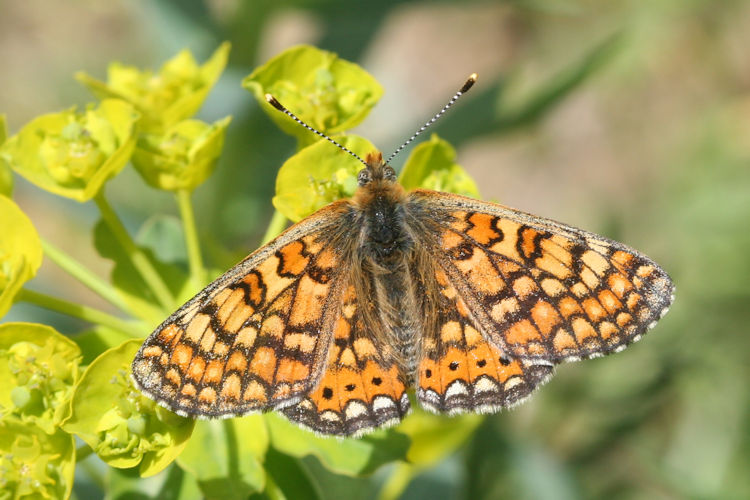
xmin=132 ymin=74 xmax=674 ymax=437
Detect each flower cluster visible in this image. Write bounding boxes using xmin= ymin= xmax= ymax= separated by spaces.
xmin=0 ymin=44 xmax=481 ymax=499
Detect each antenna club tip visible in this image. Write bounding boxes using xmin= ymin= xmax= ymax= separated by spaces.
xmin=265 ymin=94 xmax=283 ymax=110
xmin=460 ymin=73 xmax=478 ymax=93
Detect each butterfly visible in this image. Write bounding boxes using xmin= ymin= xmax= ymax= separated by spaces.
xmin=132 ymin=74 xmax=674 ymax=437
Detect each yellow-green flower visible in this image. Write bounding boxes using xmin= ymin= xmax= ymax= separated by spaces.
xmin=132 ymin=116 xmax=232 ymax=192
xmin=62 ymin=339 xmax=194 ymax=477
xmin=399 ymin=134 xmax=480 ymax=197
xmin=0 ymin=420 xmax=75 ymax=500
xmin=273 ymin=135 xmax=376 ymax=222
xmin=0 ymin=99 xmax=139 ymax=202
xmin=244 ymin=45 xmax=383 ymax=148
xmin=0 ymin=198 xmax=42 ymax=318
xmin=77 ymin=42 xmax=230 ymax=133
xmin=0 ymin=323 xmax=81 ymax=434
xmin=0 ymin=114 xmax=11 ymax=196
xmin=271 ymin=133 xmax=478 ymax=223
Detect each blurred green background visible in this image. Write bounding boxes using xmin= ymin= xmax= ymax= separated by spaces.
xmin=2 ymin=0 xmax=749 ymax=498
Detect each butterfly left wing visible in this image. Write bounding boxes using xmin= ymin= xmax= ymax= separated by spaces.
xmin=132 ymin=202 xmax=352 ymax=418
xmin=409 ymin=190 xmax=675 ymax=363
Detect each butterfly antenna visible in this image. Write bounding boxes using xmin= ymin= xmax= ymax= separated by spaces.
xmin=386 ymin=73 xmax=477 ymax=165
xmin=265 ymin=94 xmax=368 ymax=167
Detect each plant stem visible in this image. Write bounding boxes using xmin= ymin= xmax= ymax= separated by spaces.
xmin=377 ymin=463 xmax=416 ymax=500
xmin=18 ymin=288 xmax=145 ymax=337
xmin=261 ymin=209 xmax=287 ymax=245
xmin=77 ymin=449 xmax=106 ymax=490
xmin=176 ymin=189 xmax=205 ymax=290
xmin=94 ymin=193 xmax=176 ymax=311
xmin=262 ymin=471 xmax=286 ymax=500
xmin=41 ymin=238 xmax=136 ymax=317
xmin=75 ymin=443 xmax=94 ymax=462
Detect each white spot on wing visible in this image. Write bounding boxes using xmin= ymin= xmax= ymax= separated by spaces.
xmin=472 ymin=376 xmax=499 ymax=394
xmin=373 ymin=396 xmax=396 ymax=412
xmin=503 ymin=377 xmax=523 ymax=391
xmin=445 ymin=380 xmax=469 ymax=399
xmin=320 ymin=410 xmax=340 ymax=422
xmin=344 ymin=400 xmax=368 ymax=420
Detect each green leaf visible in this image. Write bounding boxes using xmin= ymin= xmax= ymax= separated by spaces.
xmin=137 ymin=214 xmax=188 ymax=264
xmin=177 ymin=416 xmax=268 ymax=499
xmin=0 ymin=99 xmax=140 ymax=202
xmin=61 ymin=339 xmax=195 ymax=476
xmin=243 ymin=45 xmax=383 ymax=148
xmin=132 ymin=116 xmax=232 ymax=192
xmin=0 ymin=322 xmax=82 ymax=434
xmin=0 ymin=113 xmax=11 ymax=196
xmin=71 ymin=325 xmax=135 ymax=365
xmin=77 ymin=42 xmax=230 ymax=132
xmin=495 ymin=33 xmax=623 ymax=131
xmin=397 ymin=408 xmax=483 ymax=466
xmin=93 ymin=219 xmax=192 ymax=325
xmin=399 ymin=134 xmax=480 ymax=197
xmin=265 ymin=413 xmax=410 ymax=476
xmin=376 ymin=409 xmax=483 ymax=500
xmin=273 ymin=135 xmax=375 ymax=222
xmin=0 ymin=419 xmax=75 ymax=500
xmin=0 ymin=197 xmax=43 ymax=318
xmin=425 ymin=35 xmax=623 ymax=149
xmin=256 ymin=448 xmax=324 ymax=500
xmin=107 ymin=463 xmax=203 ymax=500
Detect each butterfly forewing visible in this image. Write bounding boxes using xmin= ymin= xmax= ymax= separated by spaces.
xmin=132 ymin=202 xmax=352 ymax=418
xmin=410 ymin=189 xmax=675 ymax=363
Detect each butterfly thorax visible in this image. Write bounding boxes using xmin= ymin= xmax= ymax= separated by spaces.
xmin=353 ymin=152 xmax=410 ymax=266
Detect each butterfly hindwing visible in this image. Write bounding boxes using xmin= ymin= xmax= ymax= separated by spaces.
xmin=410 ymin=189 xmax=674 ymax=363
xmin=131 ymin=202 xmax=352 ymax=418
xmin=283 ymin=283 xmax=411 ymax=436
xmin=417 ymin=266 xmax=553 ymax=414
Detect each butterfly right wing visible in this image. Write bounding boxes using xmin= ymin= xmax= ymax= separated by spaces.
xmin=132 ymin=202 xmax=352 ymax=418
xmin=410 ymin=190 xmax=674 ymax=363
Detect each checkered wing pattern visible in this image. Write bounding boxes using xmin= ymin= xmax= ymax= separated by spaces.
xmin=132 ymin=203 xmax=351 ymax=418
xmin=412 ymin=190 xmax=675 ymax=363
xmin=283 ymin=284 xmax=410 ymax=436
xmin=417 ymin=266 xmax=554 ymax=415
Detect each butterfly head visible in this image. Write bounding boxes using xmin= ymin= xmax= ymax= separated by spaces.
xmin=357 ymin=152 xmax=397 ymax=187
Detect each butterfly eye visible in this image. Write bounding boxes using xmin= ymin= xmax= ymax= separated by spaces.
xmin=383 ymin=166 xmax=397 ymax=182
xmin=357 ymin=169 xmax=372 ymax=186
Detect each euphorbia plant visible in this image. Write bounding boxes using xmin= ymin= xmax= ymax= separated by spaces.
xmin=0 ymin=43 xmax=484 ymax=499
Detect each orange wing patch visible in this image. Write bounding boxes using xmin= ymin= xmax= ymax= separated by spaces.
xmin=417 ymin=269 xmax=553 ymax=414
xmin=283 ymin=285 xmax=410 ymax=436
xmin=132 ymin=209 xmax=349 ymax=418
